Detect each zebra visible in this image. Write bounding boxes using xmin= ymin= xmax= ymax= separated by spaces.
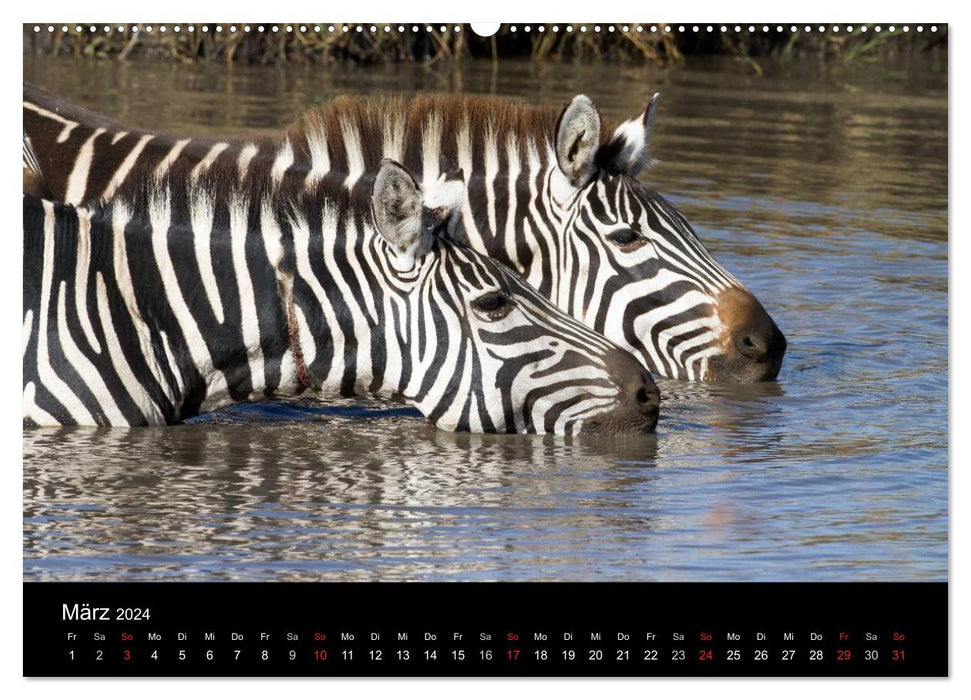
xmin=23 ymin=82 xmax=786 ymax=383
xmin=23 ymin=158 xmax=660 ymax=434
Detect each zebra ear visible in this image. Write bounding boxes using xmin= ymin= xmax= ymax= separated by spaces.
xmin=597 ymin=92 xmax=661 ymax=177
xmin=420 ymin=169 xmax=465 ymax=233
xmin=372 ymin=161 xmax=465 ymax=257
xmin=555 ymin=95 xmax=602 ymax=187
xmin=372 ymin=159 xmax=424 ymax=254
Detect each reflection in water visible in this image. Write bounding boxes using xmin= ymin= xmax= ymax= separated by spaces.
xmin=25 ymin=414 xmax=661 ymax=581
xmin=22 ymin=55 xmax=947 ymax=582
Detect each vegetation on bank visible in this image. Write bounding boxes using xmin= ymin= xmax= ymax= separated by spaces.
xmin=23 ymin=23 xmax=947 ymax=66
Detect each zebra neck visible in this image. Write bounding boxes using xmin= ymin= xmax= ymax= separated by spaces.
xmin=31 ymin=194 xmax=310 ymax=425
xmin=129 ymin=199 xmax=303 ymax=419
xmin=140 ymin=199 xmax=308 ymax=419
xmin=458 ymin=164 xmax=570 ymax=303
xmin=284 ymin=204 xmax=409 ymax=405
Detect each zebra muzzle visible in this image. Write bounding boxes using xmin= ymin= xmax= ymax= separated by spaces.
xmin=712 ymin=286 xmax=787 ymax=382
xmin=581 ymin=348 xmax=660 ymax=434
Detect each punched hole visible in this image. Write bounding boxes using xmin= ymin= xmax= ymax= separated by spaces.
xmin=470 ymin=23 xmax=500 ymax=37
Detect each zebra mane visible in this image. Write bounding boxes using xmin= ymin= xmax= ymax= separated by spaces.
xmin=98 ymin=151 xmax=469 ymax=262
xmin=286 ymin=94 xmax=615 ymax=174
xmin=104 ymin=153 xmax=363 ymax=235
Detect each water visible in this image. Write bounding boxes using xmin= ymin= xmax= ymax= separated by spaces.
xmin=22 ymin=55 xmax=947 ymax=581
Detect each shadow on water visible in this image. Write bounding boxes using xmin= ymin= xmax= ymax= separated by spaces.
xmin=22 ymin=54 xmax=947 ymax=582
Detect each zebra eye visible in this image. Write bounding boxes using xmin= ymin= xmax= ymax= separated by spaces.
xmin=473 ymin=291 xmax=513 ymax=320
xmin=607 ymin=228 xmax=645 ymax=249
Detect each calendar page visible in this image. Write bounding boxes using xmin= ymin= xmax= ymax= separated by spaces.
xmin=21 ymin=17 xmax=948 ymax=678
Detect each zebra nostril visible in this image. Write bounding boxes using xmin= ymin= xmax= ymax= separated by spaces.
xmin=736 ymin=331 xmax=768 ymax=360
xmin=631 ymin=371 xmax=660 ymax=414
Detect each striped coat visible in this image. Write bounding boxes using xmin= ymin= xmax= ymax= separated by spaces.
xmin=24 ymin=83 xmax=786 ymax=382
xmin=23 ymin=158 xmax=659 ymax=433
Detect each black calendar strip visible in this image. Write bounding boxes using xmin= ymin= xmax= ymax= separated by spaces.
xmin=23 ymin=582 xmax=947 ymax=677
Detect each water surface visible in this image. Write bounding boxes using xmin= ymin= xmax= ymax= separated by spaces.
xmin=23 ymin=55 xmax=947 ymax=581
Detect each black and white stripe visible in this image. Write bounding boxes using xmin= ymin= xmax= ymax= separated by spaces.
xmin=23 ymin=159 xmax=659 ymax=433
xmin=23 ymin=84 xmax=786 ymax=383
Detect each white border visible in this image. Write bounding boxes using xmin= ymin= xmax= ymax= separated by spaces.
xmin=4 ymin=0 xmax=962 ymax=697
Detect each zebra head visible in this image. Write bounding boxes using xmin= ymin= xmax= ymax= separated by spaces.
xmin=366 ymin=160 xmax=660 ymax=434
xmin=548 ymin=94 xmax=787 ymax=383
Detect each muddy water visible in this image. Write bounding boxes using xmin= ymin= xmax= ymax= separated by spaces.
xmin=23 ymin=55 xmax=947 ymax=581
